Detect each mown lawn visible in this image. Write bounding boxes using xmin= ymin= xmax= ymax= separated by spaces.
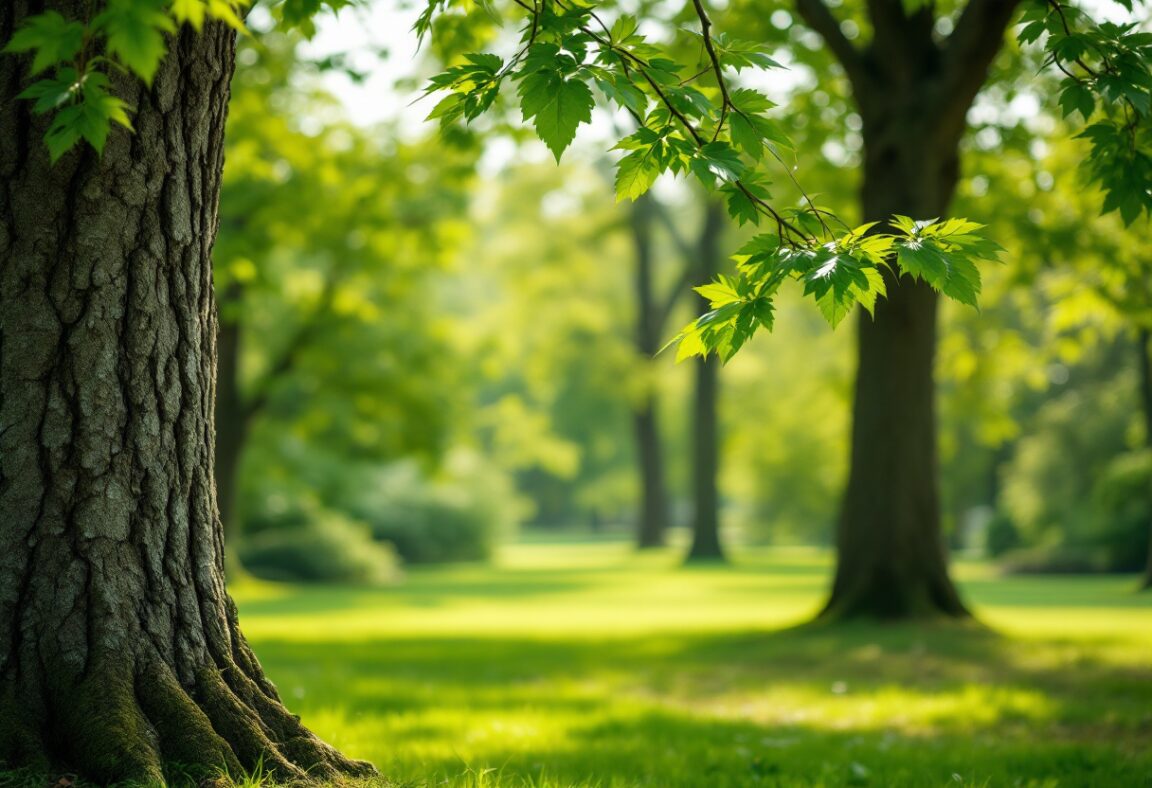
xmin=233 ymin=541 xmax=1152 ymax=788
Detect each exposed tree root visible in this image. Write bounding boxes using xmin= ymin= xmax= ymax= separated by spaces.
xmin=0 ymin=647 xmax=376 ymax=785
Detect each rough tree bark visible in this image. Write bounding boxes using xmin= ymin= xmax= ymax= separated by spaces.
xmin=795 ymin=0 xmax=1020 ymax=618
xmin=629 ymin=196 xmax=672 ymax=549
xmin=685 ymin=202 xmax=727 ymax=563
xmin=0 ymin=5 xmax=375 ymax=782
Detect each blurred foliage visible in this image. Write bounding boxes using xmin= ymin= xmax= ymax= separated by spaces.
xmin=327 ymin=452 xmax=526 ymax=564
xmin=1093 ymin=449 xmax=1152 ymax=573
xmin=240 ymin=503 xmax=401 ymax=585
xmin=200 ymin=4 xmax=1152 ymax=581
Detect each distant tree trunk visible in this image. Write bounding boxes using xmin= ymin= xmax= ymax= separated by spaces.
xmin=214 ymin=292 xmax=251 ymax=575
xmin=797 ymin=0 xmax=1020 ymax=618
xmin=630 ymin=196 xmax=671 ymax=549
xmin=1139 ymin=327 xmax=1152 ymax=590
xmin=686 ymin=202 xmax=727 ymax=563
xmin=0 ymin=6 xmax=373 ymax=782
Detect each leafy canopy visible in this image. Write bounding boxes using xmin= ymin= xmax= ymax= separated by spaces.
xmin=5 ymin=0 xmax=1146 ymax=361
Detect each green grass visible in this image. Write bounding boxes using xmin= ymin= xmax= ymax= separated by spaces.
xmin=231 ymin=542 xmax=1152 ymax=788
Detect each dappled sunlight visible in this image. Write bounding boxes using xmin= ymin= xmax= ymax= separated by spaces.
xmin=234 ymin=544 xmax=1152 ymax=787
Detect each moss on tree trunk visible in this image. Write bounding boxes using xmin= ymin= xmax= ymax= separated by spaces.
xmin=0 ymin=3 xmax=375 ymax=782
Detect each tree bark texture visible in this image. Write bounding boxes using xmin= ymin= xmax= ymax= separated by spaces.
xmin=799 ymin=0 xmax=1021 ymax=618
xmin=629 ymin=196 xmax=671 ymax=549
xmin=0 ymin=5 xmax=374 ymax=782
xmin=685 ymin=202 xmax=726 ymax=563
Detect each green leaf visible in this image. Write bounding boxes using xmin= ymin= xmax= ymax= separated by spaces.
xmin=44 ymin=116 xmax=83 ymax=163
xmin=3 ymin=11 xmax=86 ymax=75
xmin=729 ymin=112 xmax=763 ymax=160
xmin=595 ymin=75 xmax=647 ymax=115
xmin=17 ymin=69 xmax=83 ymax=114
xmin=801 ymin=251 xmax=869 ymax=328
xmin=723 ymin=185 xmax=759 ymax=226
xmin=694 ymin=278 xmax=741 ymax=307
xmin=518 ymin=71 xmax=594 ymax=161
xmin=94 ymin=0 xmax=176 ymax=84
xmin=39 ymin=74 xmax=134 ymax=162
xmin=615 ymin=146 xmax=661 ymax=202
xmin=693 ymin=141 xmax=744 ymax=184
xmin=1058 ymin=81 xmax=1095 ymax=122
xmin=205 ymin=0 xmax=248 ymax=31
xmin=171 ymin=0 xmax=207 ymax=30
xmin=896 ymin=239 xmax=982 ymax=307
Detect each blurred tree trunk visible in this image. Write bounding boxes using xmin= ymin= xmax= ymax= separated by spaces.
xmin=686 ymin=202 xmax=727 ymax=563
xmin=212 ymin=271 xmax=336 ymax=572
xmin=630 ymin=195 xmax=672 ymax=548
xmin=214 ymin=288 xmax=250 ymax=575
xmin=797 ymin=0 xmax=1020 ymax=618
xmin=0 ymin=5 xmax=372 ymax=781
xmin=1139 ymin=327 xmax=1152 ymax=590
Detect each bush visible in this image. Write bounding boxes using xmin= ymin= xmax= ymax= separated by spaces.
xmin=239 ymin=506 xmax=401 ymax=584
xmin=1091 ymin=450 xmax=1152 ymax=573
xmin=341 ymin=452 xmax=523 ymax=564
xmin=998 ymin=546 xmax=1107 ymax=575
xmin=985 ymin=513 xmax=1022 ymax=557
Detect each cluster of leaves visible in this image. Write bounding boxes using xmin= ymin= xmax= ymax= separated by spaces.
xmin=420 ymin=1 xmax=797 ymax=226
xmin=418 ymin=0 xmax=1001 ymax=359
xmin=4 ymin=0 xmax=246 ymax=161
xmin=1019 ymin=0 xmax=1152 ymax=224
xmin=669 ymin=218 xmax=1004 ymax=362
xmin=5 ymin=0 xmax=1008 ymax=365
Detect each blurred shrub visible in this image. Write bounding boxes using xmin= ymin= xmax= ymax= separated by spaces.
xmin=998 ymin=546 xmax=1106 ymax=575
xmin=998 ymin=376 xmax=1137 ymax=556
xmin=1091 ymin=449 xmax=1152 ymax=572
xmin=239 ymin=504 xmax=400 ymax=584
xmin=985 ymin=513 xmax=1022 ymax=557
xmin=339 ymin=451 xmax=525 ymax=564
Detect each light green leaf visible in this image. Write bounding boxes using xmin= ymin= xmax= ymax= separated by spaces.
xmin=694 ymin=279 xmax=741 ymax=307
xmin=614 ymin=147 xmax=661 ymax=202
xmin=171 ymin=0 xmax=207 ymax=30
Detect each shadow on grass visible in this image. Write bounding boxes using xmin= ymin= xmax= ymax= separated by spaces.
xmin=251 ymin=622 xmax=1152 ymax=786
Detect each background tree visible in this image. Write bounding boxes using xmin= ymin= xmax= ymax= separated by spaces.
xmin=685 ymin=200 xmax=728 ymax=562
xmin=214 ymin=29 xmax=475 ymax=564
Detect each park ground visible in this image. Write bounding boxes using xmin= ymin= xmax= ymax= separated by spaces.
xmin=229 ymin=539 xmax=1152 ymax=788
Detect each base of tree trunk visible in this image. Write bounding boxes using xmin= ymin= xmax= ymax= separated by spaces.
xmin=817 ymin=569 xmax=971 ymax=622
xmin=0 ymin=665 xmax=374 ymax=786
xmin=636 ymin=531 xmax=666 ymax=550
xmin=683 ymin=553 xmax=727 ymax=565
xmin=0 ymin=613 xmax=375 ymax=785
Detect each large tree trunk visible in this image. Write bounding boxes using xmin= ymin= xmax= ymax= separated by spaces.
xmin=796 ymin=0 xmax=1020 ymax=619
xmin=630 ymin=196 xmax=671 ymax=549
xmin=0 ymin=7 xmax=373 ymax=782
xmin=685 ymin=202 xmax=726 ymax=563
xmin=821 ymin=119 xmax=969 ymax=618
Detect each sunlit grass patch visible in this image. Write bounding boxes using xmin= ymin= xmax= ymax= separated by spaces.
xmin=234 ymin=542 xmax=1152 ymax=787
